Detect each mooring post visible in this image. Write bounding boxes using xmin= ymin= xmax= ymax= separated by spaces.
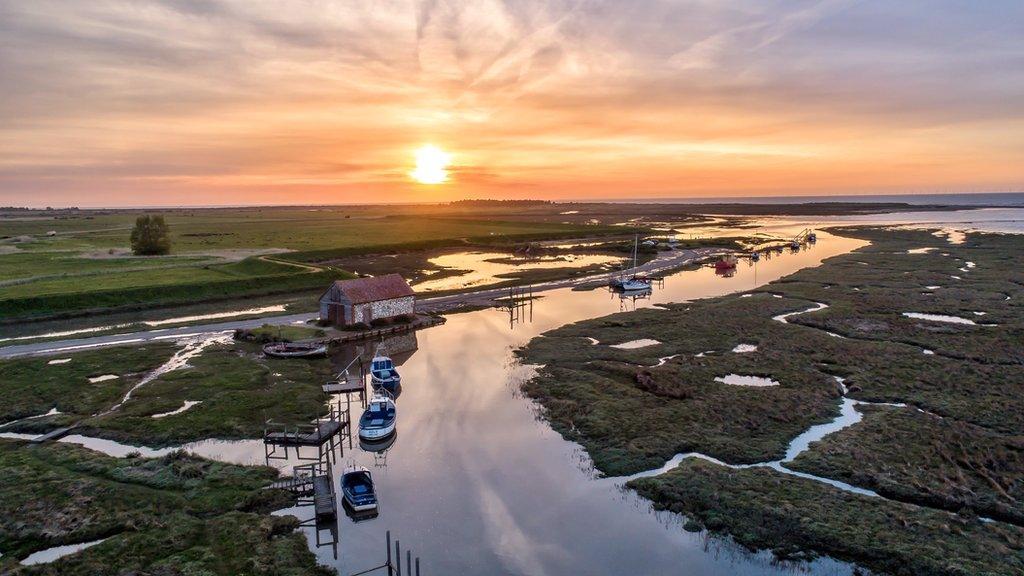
xmin=386 ymin=531 xmax=393 ymax=576
xmin=406 ymin=550 xmax=411 ymax=575
xmin=396 ymin=540 xmax=402 ymax=576
xmin=415 ymin=557 xmax=420 ymax=576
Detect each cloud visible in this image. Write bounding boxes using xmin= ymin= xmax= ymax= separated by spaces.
xmin=0 ymin=0 xmax=1021 ymax=206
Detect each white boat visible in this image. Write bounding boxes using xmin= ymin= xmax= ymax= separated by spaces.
xmin=612 ymin=235 xmax=652 ymax=292
xmin=369 ymin=355 xmax=401 ymax=390
xmin=618 ymin=277 xmax=652 ymax=291
xmin=358 ymin=393 xmax=396 ymax=441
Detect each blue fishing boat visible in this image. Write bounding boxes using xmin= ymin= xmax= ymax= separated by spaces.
xmin=369 ymin=354 xmax=401 ymax=390
xmin=341 ymin=465 xmax=378 ymax=512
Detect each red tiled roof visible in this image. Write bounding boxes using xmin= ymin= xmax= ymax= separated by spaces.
xmin=328 ymin=273 xmax=414 ymax=304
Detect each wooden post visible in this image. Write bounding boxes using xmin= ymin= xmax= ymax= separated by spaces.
xmin=386 ymin=531 xmax=393 ymax=576
xmin=406 ymin=550 xmax=411 ymax=576
xmin=395 ymin=540 xmax=402 ymax=576
xmin=415 ymin=557 xmax=420 ymax=576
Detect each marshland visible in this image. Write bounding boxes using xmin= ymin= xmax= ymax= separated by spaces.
xmin=2 ymin=202 xmax=1023 ymax=575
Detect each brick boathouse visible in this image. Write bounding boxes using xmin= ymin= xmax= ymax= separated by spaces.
xmin=319 ymin=274 xmax=416 ymax=327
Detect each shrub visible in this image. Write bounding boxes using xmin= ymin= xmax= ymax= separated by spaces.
xmin=130 ymin=214 xmax=172 ymax=255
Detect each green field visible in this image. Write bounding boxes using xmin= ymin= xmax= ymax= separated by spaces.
xmin=1 ymin=207 xmax=621 ymax=323
xmin=0 ymin=440 xmax=322 ymax=574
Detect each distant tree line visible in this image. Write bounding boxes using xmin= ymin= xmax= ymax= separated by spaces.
xmin=449 ymin=199 xmax=553 ymax=206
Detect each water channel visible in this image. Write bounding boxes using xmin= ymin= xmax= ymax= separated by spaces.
xmin=14 ymin=210 xmax=1024 ymax=572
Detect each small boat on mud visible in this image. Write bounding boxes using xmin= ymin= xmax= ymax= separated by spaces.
xmin=611 ymin=235 xmax=653 ymax=292
xmin=262 ymin=341 xmax=327 ymax=358
xmin=341 ymin=465 xmax=378 ymax=512
xmin=369 ymin=354 xmax=401 ymax=389
xmin=359 ymin=393 xmax=397 ymax=441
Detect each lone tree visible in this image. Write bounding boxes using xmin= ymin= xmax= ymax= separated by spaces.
xmin=130 ymin=215 xmax=172 ymax=255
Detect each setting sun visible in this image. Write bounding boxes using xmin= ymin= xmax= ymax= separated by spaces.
xmin=410 ymin=145 xmax=451 ymax=185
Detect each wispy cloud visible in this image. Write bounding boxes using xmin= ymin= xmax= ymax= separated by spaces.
xmin=0 ymin=0 xmax=1021 ymax=206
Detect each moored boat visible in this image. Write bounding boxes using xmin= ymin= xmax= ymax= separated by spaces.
xmin=369 ymin=355 xmax=401 ymax=389
xmin=262 ymin=341 xmax=327 ymax=358
xmin=714 ymin=255 xmax=738 ymax=270
xmin=611 ymin=235 xmax=653 ymax=292
xmin=341 ymin=465 xmax=378 ymax=512
xmin=358 ymin=393 xmax=397 ymax=441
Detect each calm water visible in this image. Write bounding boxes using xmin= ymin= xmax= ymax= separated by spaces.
xmin=11 ymin=208 xmax=1022 ymax=572
xmin=278 ymin=232 xmax=868 ymax=575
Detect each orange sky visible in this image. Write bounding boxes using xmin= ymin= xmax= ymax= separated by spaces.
xmin=1 ymin=1 xmax=1022 ymax=207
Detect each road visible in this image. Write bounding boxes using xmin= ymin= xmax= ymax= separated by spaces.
xmin=0 ymin=248 xmax=727 ymax=358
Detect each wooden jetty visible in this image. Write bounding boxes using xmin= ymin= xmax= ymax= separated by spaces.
xmin=313 ymin=475 xmax=335 ymax=520
xmin=269 ymin=460 xmax=337 ymax=520
xmin=264 ymin=400 xmax=349 ymax=462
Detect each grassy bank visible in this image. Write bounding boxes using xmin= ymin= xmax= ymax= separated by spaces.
xmin=518 ymin=294 xmax=843 ymax=475
xmin=0 ymin=343 xmax=178 ymax=425
xmin=519 ymin=226 xmax=1024 ymax=570
xmin=1 ymin=340 xmax=337 ymax=447
xmin=629 ymin=459 xmax=1024 ymax=576
xmin=78 ymin=343 xmax=335 ymax=446
xmin=0 ymin=440 xmax=327 ymax=575
xmin=788 ymin=404 xmax=1024 ymax=525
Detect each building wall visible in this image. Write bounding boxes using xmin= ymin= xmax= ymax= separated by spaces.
xmin=370 ymin=296 xmax=415 ymax=321
xmin=320 ymin=288 xmax=415 ymax=326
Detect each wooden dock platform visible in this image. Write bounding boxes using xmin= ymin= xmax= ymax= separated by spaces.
xmin=268 ymin=476 xmax=315 ymax=495
xmin=313 ymin=475 xmax=335 ymax=519
xmin=323 ymin=380 xmax=365 ymax=395
xmin=265 ymin=421 xmax=344 ymax=447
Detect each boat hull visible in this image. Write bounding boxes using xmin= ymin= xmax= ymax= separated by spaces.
xmin=358 ymin=421 xmax=396 ymax=441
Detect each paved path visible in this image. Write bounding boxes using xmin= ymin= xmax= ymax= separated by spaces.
xmin=0 ymin=248 xmax=728 ymax=359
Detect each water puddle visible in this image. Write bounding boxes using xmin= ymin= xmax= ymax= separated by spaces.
xmin=0 ymin=324 xmax=135 ymax=344
xmin=609 ymin=339 xmax=660 ymax=349
xmin=906 ymin=247 xmax=937 ymax=254
xmin=731 ymin=344 xmax=757 ymax=353
xmin=142 ymin=305 xmax=287 ymax=327
xmin=902 ymin=312 xmax=978 ymax=325
xmin=714 ymin=374 xmax=779 ymax=387
xmin=925 ymin=285 xmax=941 ymax=290
xmin=151 ymin=400 xmax=202 ymax=419
xmin=414 ymin=251 xmax=622 ymax=292
xmin=772 ymin=302 xmax=828 ymax=323
xmin=19 ymin=538 xmax=109 ymax=566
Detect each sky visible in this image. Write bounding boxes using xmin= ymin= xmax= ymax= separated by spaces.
xmin=1 ymin=0 xmax=1022 ymax=207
